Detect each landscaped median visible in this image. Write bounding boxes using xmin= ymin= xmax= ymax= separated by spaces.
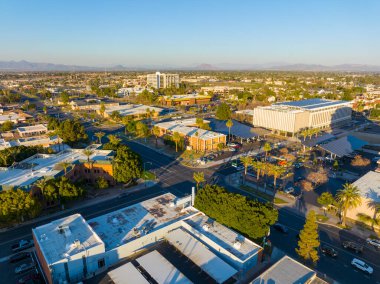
xmin=240 ymin=185 xmax=287 ymax=204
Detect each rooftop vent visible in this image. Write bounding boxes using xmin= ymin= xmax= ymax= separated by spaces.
xmin=233 ymin=240 xmax=242 ymax=250
xmin=74 ymin=239 xmax=81 ymax=248
xmin=202 ymin=224 xmax=210 ymax=232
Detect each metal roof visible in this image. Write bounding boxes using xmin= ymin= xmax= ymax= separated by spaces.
xmin=319 ymin=135 xmax=367 ymax=157
xmin=107 ymin=262 xmax=149 ymax=284
xmin=275 ymin=99 xmax=349 ymax=110
xmin=352 ymin=171 xmax=380 ymax=202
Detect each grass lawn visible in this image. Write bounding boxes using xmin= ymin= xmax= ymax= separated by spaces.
xmin=142 ymin=171 xmax=156 ymax=181
xmin=240 ymin=185 xmax=287 ymax=204
xmin=316 ymin=214 xmax=329 ymax=222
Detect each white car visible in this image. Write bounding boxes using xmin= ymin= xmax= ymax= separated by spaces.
xmin=366 ymin=238 xmax=380 ymax=249
xmin=351 ymin=258 xmax=373 ymax=274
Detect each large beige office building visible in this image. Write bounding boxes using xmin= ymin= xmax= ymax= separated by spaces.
xmin=147 ymin=71 xmax=179 ymax=89
xmin=252 ymin=99 xmax=352 ymax=135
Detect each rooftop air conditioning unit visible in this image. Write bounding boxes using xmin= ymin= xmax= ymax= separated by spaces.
xmin=233 ymin=240 xmax=242 ymax=250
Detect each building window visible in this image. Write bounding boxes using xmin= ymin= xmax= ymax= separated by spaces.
xmin=98 ymin=258 xmax=105 ymax=268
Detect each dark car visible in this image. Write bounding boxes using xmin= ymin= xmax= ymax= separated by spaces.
xmin=321 ymin=245 xmax=338 ymax=257
xmin=17 ymin=270 xmax=41 ymax=284
xmin=342 ymin=241 xmax=363 ymax=253
xmin=10 ymin=252 xmax=30 ymax=263
xmin=11 ymin=240 xmax=33 ymax=252
xmin=273 ymin=223 xmax=288 ymax=234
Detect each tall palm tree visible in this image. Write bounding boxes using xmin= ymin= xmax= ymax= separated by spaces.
xmin=226 ymin=119 xmax=233 ymax=142
xmin=357 ymin=213 xmax=380 ymax=229
xmin=252 ymin=161 xmax=264 ymax=181
xmin=269 ymin=164 xmax=286 ymax=189
xmin=35 ymin=177 xmax=48 ymax=195
xmin=95 ymin=132 xmax=105 ymax=144
xmin=193 ymin=172 xmax=205 ymax=190
xmin=336 ymin=183 xmax=362 ymax=227
xmin=263 ymin=142 xmax=272 ymax=159
xmin=172 ymin=132 xmax=181 ymax=152
xmin=83 ymin=149 xmax=94 ymax=163
xmin=57 ymin=161 xmax=71 ymax=176
xmin=152 ymin=126 xmax=161 ymax=148
xmin=240 ymin=156 xmax=253 ymax=176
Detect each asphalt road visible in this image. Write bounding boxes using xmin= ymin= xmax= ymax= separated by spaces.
xmin=0 ymin=141 xmax=379 ymax=284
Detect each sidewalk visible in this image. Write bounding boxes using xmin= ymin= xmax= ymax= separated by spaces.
xmin=225 ymin=174 xmax=377 ymax=240
xmin=0 ymin=181 xmax=157 ymax=233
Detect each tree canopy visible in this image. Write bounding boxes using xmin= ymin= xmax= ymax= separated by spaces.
xmin=215 ymin=103 xmax=232 ymax=120
xmin=195 ymin=185 xmax=278 ymax=239
xmin=296 ymin=210 xmax=320 ymax=263
xmin=113 ymin=145 xmax=143 ymax=183
xmin=47 ymin=117 xmax=88 ymax=145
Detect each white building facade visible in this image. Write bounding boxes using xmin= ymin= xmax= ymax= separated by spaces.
xmin=147 ymin=72 xmax=179 ymax=89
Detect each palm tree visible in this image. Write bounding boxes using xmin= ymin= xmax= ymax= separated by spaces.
xmin=193 ymin=172 xmax=205 ymax=190
xmin=263 ymin=142 xmax=272 ymax=159
xmin=108 ymin=134 xmax=121 ymax=146
xmin=172 ymin=132 xmax=181 ymax=152
xmin=336 ymin=183 xmax=362 ymax=227
xmin=83 ymin=149 xmax=94 ymax=163
xmin=152 ymin=126 xmax=161 ymax=148
xmin=35 ymin=177 xmax=48 ymax=195
xmin=240 ymin=156 xmax=253 ymax=176
xmin=269 ymin=164 xmax=286 ymax=189
xmin=95 ymin=132 xmax=105 ymax=144
xmin=226 ymin=119 xmax=233 ymax=142
xmin=357 ymin=213 xmax=380 ymax=229
xmin=57 ymin=161 xmax=71 ymax=176
xmin=252 ymin=161 xmax=264 ymax=181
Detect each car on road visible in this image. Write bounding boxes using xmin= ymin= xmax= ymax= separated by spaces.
xmin=366 ymin=238 xmax=380 ymax=249
xmin=15 ymin=262 xmax=35 ymax=274
xmin=284 ymin=187 xmax=295 ymax=194
xmin=228 ymin=147 xmax=237 ymax=152
xmin=272 ymin=223 xmax=288 ymax=234
xmin=342 ymin=241 xmax=363 ymax=253
xmin=351 ymin=258 xmax=373 ymax=275
xmin=9 ymin=252 xmax=31 ymax=263
xmin=11 ymin=240 xmax=33 ymax=252
xmin=320 ymin=245 xmax=338 ymax=257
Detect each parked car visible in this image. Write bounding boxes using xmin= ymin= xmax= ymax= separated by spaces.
xmin=272 ymin=223 xmax=288 ymax=234
xmin=320 ymin=245 xmax=338 ymax=257
xmin=342 ymin=241 xmax=363 ymax=253
xmin=351 ymin=258 xmax=373 ymax=274
xmin=15 ymin=262 xmax=35 ymax=274
xmin=9 ymin=252 xmax=31 ymax=263
xmin=284 ymin=187 xmax=295 ymax=194
xmin=11 ymin=240 xmax=33 ymax=252
xmin=366 ymin=238 xmax=380 ymax=250
xmin=228 ymin=147 xmax=237 ymax=152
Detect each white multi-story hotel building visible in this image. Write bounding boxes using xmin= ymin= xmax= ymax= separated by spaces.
xmin=146 ymin=71 xmax=179 ymax=89
xmin=252 ymin=99 xmax=352 ymax=135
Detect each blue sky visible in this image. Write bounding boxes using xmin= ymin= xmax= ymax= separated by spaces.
xmin=1 ymin=0 xmax=379 ymax=66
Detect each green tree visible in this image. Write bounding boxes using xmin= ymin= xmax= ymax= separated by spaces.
xmin=57 ymin=161 xmax=71 ymax=176
xmin=95 ymin=132 xmax=105 ymax=144
xmin=110 ymin=110 xmax=121 ymax=122
xmin=240 ymin=156 xmax=252 ymax=176
xmin=336 ymin=183 xmax=362 ymax=227
xmin=83 ymin=149 xmax=94 ymax=163
xmin=1 ymin=120 xmax=14 ymax=132
xmin=96 ymin=177 xmax=109 ymax=189
xmin=269 ymin=164 xmax=286 ymax=189
xmin=317 ymin=192 xmax=334 ymax=210
xmin=193 ymin=172 xmax=205 ymax=190
xmin=107 ymin=134 xmax=121 ymax=147
xmin=112 ymin=145 xmax=142 ymax=183
xmin=215 ymin=103 xmax=231 ymax=120
xmin=263 ymin=142 xmax=272 ymax=158
xmin=60 ymin=91 xmax=70 ymax=104
xmin=136 ymin=121 xmax=149 ymax=138
xmin=252 ymin=160 xmax=264 ymax=181
xmin=195 ymin=185 xmax=278 ymax=239
xmin=172 ymin=132 xmax=181 ymax=152
xmin=226 ymin=119 xmax=233 ymax=141
xmin=296 ymin=210 xmax=320 ymax=263
xmin=99 ymin=102 xmax=106 ymax=117
xmin=152 ymin=126 xmax=161 ymax=148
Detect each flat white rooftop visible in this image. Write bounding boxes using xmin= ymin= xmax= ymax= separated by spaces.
xmin=17 ymin=124 xmax=47 ymax=133
xmin=32 ymin=214 xmax=104 ymax=265
xmin=105 ymin=104 xmax=163 ymax=116
xmin=185 ymin=214 xmax=262 ymax=261
xmin=251 ymin=255 xmax=316 ymax=284
xmin=88 ymin=193 xmax=197 ymax=250
xmin=137 ymin=250 xmax=192 ymax=284
xmin=107 ymin=262 xmax=149 ymax=284
xmin=166 ymin=227 xmax=237 ymax=284
xmin=0 ymin=146 xmax=113 ymax=188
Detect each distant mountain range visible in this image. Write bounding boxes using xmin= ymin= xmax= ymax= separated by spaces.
xmin=1 ymin=60 xmax=380 ymax=72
